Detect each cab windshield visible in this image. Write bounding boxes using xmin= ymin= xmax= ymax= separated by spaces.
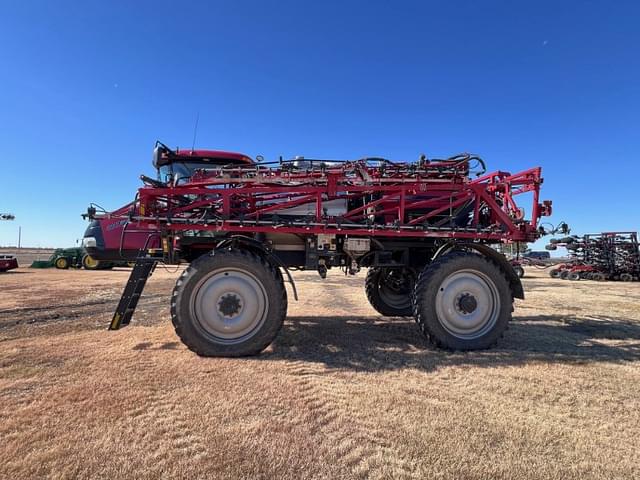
xmin=158 ymin=160 xmax=245 ymax=184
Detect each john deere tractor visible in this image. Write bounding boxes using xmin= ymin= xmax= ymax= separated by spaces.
xmin=31 ymin=248 xmax=134 ymax=270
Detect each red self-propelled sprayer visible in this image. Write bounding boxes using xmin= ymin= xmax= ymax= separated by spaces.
xmin=83 ymin=142 xmax=553 ymax=356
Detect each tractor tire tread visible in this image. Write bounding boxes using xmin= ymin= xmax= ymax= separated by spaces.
xmin=171 ymin=249 xmax=287 ymax=357
xmin=413 ymin=252 xmax=512 ymax=351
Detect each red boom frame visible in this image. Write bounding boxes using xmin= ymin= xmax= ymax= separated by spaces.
xmin=115 ymin=158 xmax=550 ymax=246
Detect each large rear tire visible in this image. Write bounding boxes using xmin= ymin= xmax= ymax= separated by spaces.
xmin=82 ymin=254 xmax=101 ymax=270
xmin=55 ymin=257 xmax=69 ymax=269
xmin=365 ymin=267 xmax=415 ymax=316
xmin=413 ymin=252 xmax=512 ymax=351
xmin=171 ymin=249 xmax=287 ymax=357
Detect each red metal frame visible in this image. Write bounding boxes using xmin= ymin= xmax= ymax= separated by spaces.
xmin=551 ymin=231 xmax=639 ymax=278
xmin=111 ymin=159 xmax=550 ymax=246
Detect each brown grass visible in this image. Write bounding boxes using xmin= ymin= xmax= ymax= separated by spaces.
xmin=1 ymin=267 xmax=639 ymax=479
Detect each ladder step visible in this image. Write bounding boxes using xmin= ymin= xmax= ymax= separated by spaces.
xmin=109 ymin=259 xmax=157 ymax=330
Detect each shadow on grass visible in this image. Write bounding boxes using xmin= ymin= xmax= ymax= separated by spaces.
xmin=263 ymin=314 xmax=640 ymax=372
xmin=133 ymin=341 xmax=181 ymax=351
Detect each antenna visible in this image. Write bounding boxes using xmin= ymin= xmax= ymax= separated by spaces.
xmin=191 ymin=112 xmax=200 ymax=152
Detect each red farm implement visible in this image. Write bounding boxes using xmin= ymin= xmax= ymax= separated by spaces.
xmin=83 ymin=143 xmax=553 ymax=355
xmin=0 ymin=213 xmax=18 ymax=272
xmin=0 ymin=255 xmax=18 ymax=272
xmin=547 ymin=232 xmax=640 ymax=281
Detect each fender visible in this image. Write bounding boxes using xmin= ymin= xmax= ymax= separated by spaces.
xmin=214 ymin=235 xmax=299 ymax=301
xmin=434 ymin=242 xmax=524 ymax=300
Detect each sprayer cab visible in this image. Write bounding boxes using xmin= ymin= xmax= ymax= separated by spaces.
xmin=82 ymin=142 xmax=256 ymax=261
xmin=152 ymin=141 xmax=254 ymax=185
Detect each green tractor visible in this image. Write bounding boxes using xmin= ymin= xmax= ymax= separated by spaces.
xmin=31 ymin=247 xmax=134 ymax=270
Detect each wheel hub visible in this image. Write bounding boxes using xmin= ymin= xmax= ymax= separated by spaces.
xmin=217 ymin=293 xmax=243 ymax=318
xmin=456 ymin=293 xmax=477 ymax=314
xmin=191 ymin=269 xmax=268 ymax=343
xmin=378 ymin=269 xmax=414 ymax=309
xmin=385 ymin=271 xmax=407 ymax=292
xmin=435 ymin=269 xmax=500 ymax=339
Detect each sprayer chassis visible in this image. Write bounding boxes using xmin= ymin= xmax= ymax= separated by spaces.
xmin=88 ymin=155 xmax=551 ymax=356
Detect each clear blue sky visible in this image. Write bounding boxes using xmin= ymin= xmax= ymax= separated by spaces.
xmin=1 ymin=0 xmax=638 ymax=248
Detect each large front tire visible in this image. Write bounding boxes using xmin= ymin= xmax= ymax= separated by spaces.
xmin=171 ymin=250 xmax=287 ymax=357
xmin=413 ymin=252 xmax=512 ymax=350
xmin=365 ymin=267 xmax=415 ymax=316
xmin=55 ymin=257 xmax=69 ymax=269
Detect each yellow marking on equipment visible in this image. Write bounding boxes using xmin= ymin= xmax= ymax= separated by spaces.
xmin=110 ymin=313 xmax=121 ymax=330
xmin=139 ymin=204 xmax=145 ymax=216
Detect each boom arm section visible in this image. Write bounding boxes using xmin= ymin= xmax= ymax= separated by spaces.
xmin=125 ymin=159 xmax=550 ymax=243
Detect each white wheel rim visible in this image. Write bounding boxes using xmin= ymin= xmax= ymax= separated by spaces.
xmin=191 ymin=268 xmax=268 ymax=344
xmin=435 ymin=269 xmax=500 ymax=340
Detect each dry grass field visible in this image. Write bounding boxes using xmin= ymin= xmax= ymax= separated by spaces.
xmin=1 ymin=266 xmax=639 ymax=479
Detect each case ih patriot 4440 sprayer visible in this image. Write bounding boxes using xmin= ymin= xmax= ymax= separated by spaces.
xmin=82 ymin=142 xmax=555 ymax=356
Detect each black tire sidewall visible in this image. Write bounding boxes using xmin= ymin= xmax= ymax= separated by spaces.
xmin=414 ymin=253 xmax=512 ymax=350
xmin=365 ymin=268 xmax=414 ymax=316
xmin=172 ymin=250 xmax=286 ymax=357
